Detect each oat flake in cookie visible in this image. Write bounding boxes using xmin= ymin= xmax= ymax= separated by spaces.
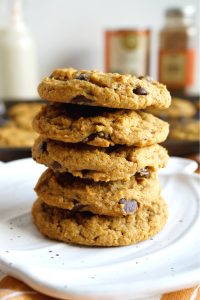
xmin=38 ymin=68 xmax=171 ymax=110
xmin=32 ymin=136 xmax=169 ymax=182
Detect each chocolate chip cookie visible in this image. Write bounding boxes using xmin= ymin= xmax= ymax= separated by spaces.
xmin=35 ymin=168 xmax=161 ymax=216
xmin=146 ymin=97 xmax=196 ymax=120
xmin=169 ymin=119 xmax=200 ymax=141
xmin=0 ymin=121 xmax=38 ymax=147
xmin=32 ymin=197 xmax=168 ymax=246
xmin=38 ymin=68 xmax=171 ymax=110
xmin=33 ymin=103 xmax=169 ymax=147
xmin=8 ymin=103 xmax=43 ymax=131
xmin=32 ymin=137 xmax=169 ymax=181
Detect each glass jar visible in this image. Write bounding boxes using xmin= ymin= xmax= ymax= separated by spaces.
xmin=158 ymin=6 xmax=198 ymax=93
xmin=105 ymin=29 xmax=150 ymax=76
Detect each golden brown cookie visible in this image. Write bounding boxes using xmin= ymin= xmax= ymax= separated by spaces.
xmin=33 ymin=103 xmax=169 ymax=147
xmin=169 ymin=119 xmax=200 ymax=141
xmin=8 ymin=103 xmax=43 ymax=131
xmin=32 ymin=137 xmax=169 ymax=182
xmin=0 ymin=121 xmax=38 ymax=147
xmin=147 ymin=98 xmax=196 ymax=119
xmin=38 ymin=68 xmax=171 ymax=110
xmin=35 ymin=168 xmax=161 ymax=216
xmin=32 ymin=197 xmax=168 ymax=247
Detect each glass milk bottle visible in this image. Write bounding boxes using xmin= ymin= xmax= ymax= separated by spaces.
xmin=0 ymin=0 xmax=38 ymax=100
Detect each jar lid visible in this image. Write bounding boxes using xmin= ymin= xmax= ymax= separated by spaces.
xmin=166 ymin=6 xmax=195 ymax=18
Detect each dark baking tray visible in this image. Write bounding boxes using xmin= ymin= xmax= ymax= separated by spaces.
xmin=0 ymin=100 xmax=41 ymax=162
xmin=162 ymin=140 xmax=199 ymax=156
xmin=0 ymin=147 xmax=31 ymax=162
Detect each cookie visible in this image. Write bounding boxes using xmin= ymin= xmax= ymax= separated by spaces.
xmin=0 ymin=122 xmax=38 ymax=147
xmin=32 ymin=197 xmax=168 ymax=247
xmin=8 ymin=103 xmax=43 ymax=131
xmin=35 ymin=168 xmax=161 ymax=216
xmin=169 ymin=119 xmax=200 ymax=141
xmin=38 ymin=68 xmax=171 ymax=110
xmin=146 ymin=98 xmax=196 ymax=120
xmin=32 ymin=137 xmax=169 ymax=181
xmin=33 ymin=103 xmax=169 ymax=147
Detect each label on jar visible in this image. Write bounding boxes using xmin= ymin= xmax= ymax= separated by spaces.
xmin=159 ymin=49 xmax=195 ymax=88
xmin=105 ymin=30 xmax=150 ymax=76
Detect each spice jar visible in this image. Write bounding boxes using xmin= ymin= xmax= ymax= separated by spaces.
xmin=158 ymin=6 xmax=198 ymax=93
xmin=105 ymin=29 xmax=150 ymax=76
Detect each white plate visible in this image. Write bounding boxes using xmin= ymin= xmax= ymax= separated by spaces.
xmin=0 ymin=158 xmax=199 ymax=300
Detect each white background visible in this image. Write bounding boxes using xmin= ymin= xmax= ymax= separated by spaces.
xmin=0 ymin=0 xmax=199 ymax=90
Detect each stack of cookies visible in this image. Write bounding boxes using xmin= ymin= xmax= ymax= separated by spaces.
xmin=32 ymin=68 xmax=171 ymax=247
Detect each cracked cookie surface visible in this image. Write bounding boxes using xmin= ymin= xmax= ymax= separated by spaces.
xmin=38 ymin=68 xmax=171 ymax=110
xmin=35 ymin=168 xmax=161 ymax=216
xmin=32 ymin=197 xmax=168 ymax=247
xmin=33 ymin=103 xmax=169 ymax=147
xmin=32 ymin=137 xmax=169 ymax=182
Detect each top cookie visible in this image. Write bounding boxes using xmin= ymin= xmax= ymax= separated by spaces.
xmin=38 ymin=68 xmax=171 ymax=110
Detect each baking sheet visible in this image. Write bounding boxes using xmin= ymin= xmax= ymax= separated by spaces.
xmin=0 ymin=147 xmax=31 ymax=162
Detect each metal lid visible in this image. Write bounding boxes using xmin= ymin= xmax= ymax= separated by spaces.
xmin=166 ymin=6 xmax=195 ymax=18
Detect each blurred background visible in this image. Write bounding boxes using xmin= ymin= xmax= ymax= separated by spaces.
xmin=0 ymin=0 xmax=199 ymax=86
xmin=0 ymin=0 xmax=199 ymax=162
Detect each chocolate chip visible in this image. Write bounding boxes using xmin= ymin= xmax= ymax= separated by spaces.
xmin=119 ymin=199 xmax=138 ymax=214
xmin=52 ymin=161 xmax=62 ymax=171
xmin=56 ymin=172 xmax=76 ymax=187
xmin=71 ymin=96 xmax=94 ymax=105
xmin=39 ymin=141 xmax=47 ymax=153
xmin=82 ymin=132 xmax=110 ymax=143
xmin=133 ymin=87 xmax=148 ymax=95
xmin=135 ymin=168 xmax=150 ymax=180
xmin=76 ymin=73 xmax=90 ymax=81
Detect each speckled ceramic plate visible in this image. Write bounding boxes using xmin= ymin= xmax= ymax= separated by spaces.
xmin=0 ymin=158 xmax=199 ymax=300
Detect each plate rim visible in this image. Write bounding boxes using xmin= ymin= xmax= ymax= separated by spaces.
xmin=0 ymin=158 xmax=199 ymax=299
